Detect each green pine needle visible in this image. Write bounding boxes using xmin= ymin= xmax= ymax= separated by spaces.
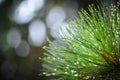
xmin=40 ymin=2 xmax=120 ymax=80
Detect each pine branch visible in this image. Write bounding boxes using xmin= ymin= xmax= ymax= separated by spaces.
xmin=40 ymin=2 xmax=120 ymax=80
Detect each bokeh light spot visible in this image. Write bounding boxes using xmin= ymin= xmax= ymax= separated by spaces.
xmin=27 ymin=0 xmax=45 ymax=11
xmin=13 ymin=1 xmax=35 ymax=24
xmin=46 ymin=6 xmax=66 ymax=28
xmin=28 ymin=20 xmax=46 ymax=47
xmin=15 ymin=40 xmax=30 ymax=57
xmin=12 ymin=0 xmax=44 ymax=24
xmin=0 ymin=0 xmax=4 ymax=4
xmin=6 ymin=28 xmax=21 ymax=48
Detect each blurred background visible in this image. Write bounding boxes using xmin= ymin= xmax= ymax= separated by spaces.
xmin=0 ymin=0 xmax=116 ymax=80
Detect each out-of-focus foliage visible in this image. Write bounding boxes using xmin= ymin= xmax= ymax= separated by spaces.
xmin=41 ymin=1 xmax=120 ymax=80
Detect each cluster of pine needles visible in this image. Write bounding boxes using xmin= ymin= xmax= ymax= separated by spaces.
xmin=40 ymin=1 xmax=120 ymax=80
